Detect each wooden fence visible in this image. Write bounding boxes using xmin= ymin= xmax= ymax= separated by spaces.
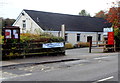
xmin=2 ymin=42 xmax=65 ymax=58
xmin=89 ymin=40 xmax=120 ymax=53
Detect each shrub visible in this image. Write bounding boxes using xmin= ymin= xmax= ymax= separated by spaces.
xmin=20 ymin=33 xmax=64 ymax=43
xmin=77 ymin=42 xmax=90 ymax=47
xmin=114 ymin=28 xmax=120 ymax=51
xmin=65 ymin=43 xmax=73 ymax=49
xmin=0 ymin=35 xmax=4 ymax=44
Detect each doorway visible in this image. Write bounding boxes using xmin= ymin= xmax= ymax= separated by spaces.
xmin=87 ymin=36 xmax=92 ymax=42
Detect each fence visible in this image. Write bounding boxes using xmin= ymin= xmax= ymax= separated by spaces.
xmin=89 ymin=40 xmax=120 ymax=53
xmin=2 ymin=42 xmax=65 ymax=58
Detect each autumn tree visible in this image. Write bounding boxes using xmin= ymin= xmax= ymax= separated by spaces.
xmin=106 ymin=1 xmax=120 ymax=50
xmin=106 ymin=7 xmax=120 ymax=28
xmin=94 ymin=10 xmax=106 ymax=18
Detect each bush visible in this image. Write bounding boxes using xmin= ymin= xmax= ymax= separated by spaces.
xmin=20 ymin=33 xmax=64 ymax=43
xmin=0 ymin=35 xmax=4 ymax=44
xmin=114 ymin=28 xmax=120 ymax=51
xmin=65 ymin=43 xmax=73 ymax=49
xmin=77 ymin=42 xmax=90 ymax=47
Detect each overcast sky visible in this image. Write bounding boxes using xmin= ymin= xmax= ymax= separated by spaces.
xmin=0 ymin=0 xmax=117 ymax=19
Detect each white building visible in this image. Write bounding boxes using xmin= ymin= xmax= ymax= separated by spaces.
xmin=13 ymin=9 xmax=111 ymax=45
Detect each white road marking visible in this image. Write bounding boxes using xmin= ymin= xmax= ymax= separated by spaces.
xmin=92 ymin=76 xmax=114 ymax=83
xmin=94 ymin=57 xmax=109 ymax=60
xmin=1 ymin=73 xmax=32 ymax=80
xmin=97 ymin=76 xmax=114 ymax=82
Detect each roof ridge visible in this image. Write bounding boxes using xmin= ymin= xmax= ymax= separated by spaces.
xmin=23 ymin=9 xmax=92 ymax=18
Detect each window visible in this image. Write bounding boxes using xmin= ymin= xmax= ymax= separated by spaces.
xmin=98 ymin=34 xmax=101 ymax=41
xmin=65 ymin=33 xmax=68 ymax=42
xmin=77 ymin=34 xmax=80 ymax=42
xmin=22 ymin=20 xmax=26 ymax=29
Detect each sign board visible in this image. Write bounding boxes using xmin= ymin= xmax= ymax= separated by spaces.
xmin=108 ymin=32 xmax=114 ymax=45
xmin=43 ymin=42 xmax=64 ymax=48
xmin=103 ymin=28 xmax=113 ymax=36
xmin=4 ymin=26 xmax=20 ymax=39
xmin=3 ymin=26 xmax=20 ymax=43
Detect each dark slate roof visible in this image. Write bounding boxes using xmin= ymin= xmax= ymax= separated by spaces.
xmin=24 ymin=9 xmax=111 ymax=32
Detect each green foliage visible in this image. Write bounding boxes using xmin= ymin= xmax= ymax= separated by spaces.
xmin=0 ymin=35 xmax=4 ymax=44
xmin=114 ymin=28 xmax=120 ymax=48
xmin=1 ymin=18 xmax=15 ymax=27
xmin=65 ymin=43 xmax=73 ymax=49
xmin=20 ymin=33 xmax=64 ymax=43
xmin=7 ymin=52 xmax=14 ymax=57
xmin=0 ymin=33 xmax=64 ymax=44
xmin=79 ymin=9 xmax=91 ymax=16
xmin=114 ymin=28 xmax=120 ymax=39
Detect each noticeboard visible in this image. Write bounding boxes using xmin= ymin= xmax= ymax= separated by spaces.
xmin=3 ymin=26 xmax=20 ymax=43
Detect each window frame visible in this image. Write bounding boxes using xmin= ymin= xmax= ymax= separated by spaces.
xmin=22 ymin=20 xmax=26 ymax=29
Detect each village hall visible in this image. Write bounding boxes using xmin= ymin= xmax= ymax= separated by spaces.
xmin=13 ymin=9 xmax=111 ymax=45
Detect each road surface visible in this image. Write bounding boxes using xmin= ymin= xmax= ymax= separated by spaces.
xmin=1 ymin=54 xmax=118 ymax=82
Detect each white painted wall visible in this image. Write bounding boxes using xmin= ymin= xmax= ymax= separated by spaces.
xmin=67 ymin=33 xmax=77 ymax=44
xmin=13 ymin=10 xmax=44 ymax=34
xmin=45 ymin=31 xmax=103 ymax=45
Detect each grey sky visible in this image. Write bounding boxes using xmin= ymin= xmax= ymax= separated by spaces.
xmin=0 ymin=0 xmax=116 ymax=19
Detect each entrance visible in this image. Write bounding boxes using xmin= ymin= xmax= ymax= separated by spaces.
xmin=87 ymin=36 xmax=92 ymax=42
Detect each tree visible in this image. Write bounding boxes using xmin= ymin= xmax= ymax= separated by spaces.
xmin=106 ymin=1 xmax=120 ymax=50
xmin=106 ymin=7 xmax=120 ymax=28
xmin=0 ymin=18 xmax=15 ymax=35
xmin=94 ymin=10 xmax=106 ymax=18
xmin=79 ymin=9 xmax=91 ymax=16
xmin=2 ymin=18 xmax=15 ymax=27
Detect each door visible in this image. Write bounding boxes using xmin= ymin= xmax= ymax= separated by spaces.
xmin=87 ymin=36 xmax=92 ymax=42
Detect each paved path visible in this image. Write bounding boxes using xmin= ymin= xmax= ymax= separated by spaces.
xmin=1 ymin=47 xmax=119 ymax=67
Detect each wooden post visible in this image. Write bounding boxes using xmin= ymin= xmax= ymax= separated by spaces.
xmin=89 ymin=40 xmax=92 ymax=53
xmin=103 ymin=40 xmax=106 ymax=52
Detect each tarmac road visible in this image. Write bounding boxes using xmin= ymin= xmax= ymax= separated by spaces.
xmin=1 ymin=52 xmax=118 ymax=82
